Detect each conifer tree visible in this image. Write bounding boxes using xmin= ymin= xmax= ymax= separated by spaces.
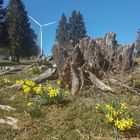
xmin=0 ymin=0 xmax=3 ymax=24
xmin=56 ymin=13 xmax=69 ymax=46
xmin=5 ymin=0 xmax=37 ymax=62
xmin=0 ymin=0 xmax=4 ymax=47
xmin=69 ymin=10 xmax=86 ymax=45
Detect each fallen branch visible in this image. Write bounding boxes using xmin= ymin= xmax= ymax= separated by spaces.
xmin=0 ymin=117 xmax=19 ymax=129
xmin=31 ymin=67 xmax=58 ymax=83
xmin=88 ymin=71 xmax=114 ymax=92
xmin=108 ymin=77 xmax=140 ymax=96
xmin=0 ymin=105 xmax=16 ymax=111
xmin=0 ymin=67 xmax=24 ymax=76
xmin=7 ymin=67 xmax=58 ymax=89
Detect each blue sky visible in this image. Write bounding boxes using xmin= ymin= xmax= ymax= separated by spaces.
xmin=4 ymin=0 xmax=140 ymax=55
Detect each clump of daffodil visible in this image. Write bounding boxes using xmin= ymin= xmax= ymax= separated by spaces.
xmin=96 ymin=98 xmax=134 ymax=140
xmin=16 ymin=80 xmax=36 ymax=87
xmin=15 ymin=80 xmax=37 ymax=96
xmin=33 ymin=85 xmax=42 ymax=94
xmin=16 ymin=79 xmax=70 ymax=105
xmin=38 ymin=81 xmax=70 ymax=104
xmin=115 ymin=118 xmax=133 ymax=131
xmin=45 ymin=81 xmax=70 ymax=98
xmin=3 ymin=78 xmax=11 ymax=84
xmin=45 ymin=84 xmax=53 ymax=91
xmin=22 ymin=85 xmax=31 ymax=94
xmin=48 ymin=88 xmax=60 ymax=97
xmin=43 ymin=83 xmax=59 ymax=97
xmin=105 ymin=104 xmax=114 ymax=112
xmin=44 ymin=84 xmax=60 ymax=97
xmin=16 ymin=80 xmax=24 ymax=85
xmin=25 ymin=80 xmax=36 ymax=87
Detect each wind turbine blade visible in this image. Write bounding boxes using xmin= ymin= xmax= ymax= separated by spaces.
xmin=42 ymin=21 xmax=56 ymax=27
xmin=29 ymin=16 xmax=41 ymax=26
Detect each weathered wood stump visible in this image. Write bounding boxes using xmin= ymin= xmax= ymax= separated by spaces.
xmin=52 ymin=35 xmax=135 ymax=95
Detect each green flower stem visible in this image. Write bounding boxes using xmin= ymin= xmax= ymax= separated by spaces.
xmin=114 ymin=127 xmax=120 ymax=140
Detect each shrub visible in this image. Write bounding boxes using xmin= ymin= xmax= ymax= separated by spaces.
xmin=29 ymin=66 xmax=41 ymax=74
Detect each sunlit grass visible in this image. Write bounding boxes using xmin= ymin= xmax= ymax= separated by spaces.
xmin=0 ymin=62 xmax=140 ymax=139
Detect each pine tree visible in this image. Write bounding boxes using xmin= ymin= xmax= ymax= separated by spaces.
xmin=0 ymin=0 xmax=4 ymax=47
xmin=0 ymin=0 xmax=3 ymax=23
xmin=56 ymin=13 xmax=69 ymax=46
xmin=5 ymin=0 xmax=37 ymax=62
xmin=69 ymin=10 xmax=86 ymax=45
xmin=136 ymin=29 xmax=140 ymax=57
xmin=1 ymin=7 xmax=10 ymax=50
xmin=22 ymin=28 xmax=38 ymax=58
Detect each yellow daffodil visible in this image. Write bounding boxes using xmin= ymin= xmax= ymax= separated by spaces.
xmin=16 ymin=80 xmax=24 ymax=85
xmin=33 ymin=85 xmax=42 ymax=94
xmin=95 ymin=104 xmax=100 ymax=110
xmin=22 ymin=85 xmax=30 ymax=94
xmin=96 ymin=100 xmax=134 ymax=134
xmin=115 ymin=118 xmax=120 ymax=126
xmin=119 ymin=110 xmax=123 ymax=115
xmin=113 ymin=111 xmax=117 ymax=117
xmin=57 ymin=80 xmax=61 ymax=85
xmin=126 ymin=118 xmax=133 ymax=129
xmin=120 ymin=102 xmax=128 ymax=110
xmin=105 ymin=114 xmax=114 ymax=123
xmin=115 ymin=118 xmax=133 ymax=131
xmin=3 ymin=78 xmax=10 ymax=84
xmin=45 ymin=84 xmax=53 ymax=91
xmin=25 ymin=80 xmax=36 ymax=87
xmin=48 ymin=89 xmax=59 ymax=97
xmin=105 ymin=104 xmax=114 ymax=112
xmin=27 ymin=102 xmax=33 ymax=107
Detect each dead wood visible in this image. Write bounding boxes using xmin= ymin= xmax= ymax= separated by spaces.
xmin=88 ymin=71 xmax=114 ymax=92
xmin=0 ymin=105 xmax=16 ymax=111
xmin=0 ymin=67 xmax=24 ymax=76
xmin=71 ymin=65 xmax=80 ymax=95
xmin=52 ymin=35 xmax=136 ymax=95
xmin=7 ymin=67 xmax=58 ymax=89
xmin=108 ymin=77 xmax=140 ymax=96
xmin=31 ymin=68 xmax=58 ymax=83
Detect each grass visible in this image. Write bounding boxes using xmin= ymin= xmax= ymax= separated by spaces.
xmin=0 ymin=60 xmax=140 ymax=140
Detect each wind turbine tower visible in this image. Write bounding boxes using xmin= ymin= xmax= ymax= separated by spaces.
xmin=29 ymin=16 xmax=56 ymax=56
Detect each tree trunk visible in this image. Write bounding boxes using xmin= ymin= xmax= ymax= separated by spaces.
xmin=16 ymin=56 xmax=20 ymax=63
xmin=52 ymin=36 xmax=135 ymax=95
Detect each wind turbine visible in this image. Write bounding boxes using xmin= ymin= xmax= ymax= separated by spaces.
xmin=29 ymin=16 xmax=56 ymax=56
